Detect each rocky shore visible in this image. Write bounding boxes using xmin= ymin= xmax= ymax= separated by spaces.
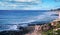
xmin=0 ymin=20 xmax=60 ymax=35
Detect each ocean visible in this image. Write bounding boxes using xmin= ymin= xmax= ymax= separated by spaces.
xmin=0 ymin=10 xmax=58 ymax=31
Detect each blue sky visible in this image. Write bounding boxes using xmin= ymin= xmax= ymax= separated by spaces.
xmin=0 ymin=10 xmax=58 ymax=24
xmin=0 ymin=0 xmax=60 ymax=10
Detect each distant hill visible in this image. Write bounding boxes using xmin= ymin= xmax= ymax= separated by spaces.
xmin=50 ymin=8 xmax=60 ymax=11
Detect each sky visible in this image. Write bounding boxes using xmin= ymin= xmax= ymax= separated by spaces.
xmin=0 ymin=10 xmax=59 ymax=24
xmin=0 ymin=0 xmax=60 ymax=10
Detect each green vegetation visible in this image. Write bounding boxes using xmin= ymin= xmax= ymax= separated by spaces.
xmin=55 ymin=30 xmax=60 ymax=35
xmin=42 ymin=23 xmax=60 ymax=35
xmin=42 ymin=29 xmax=53 ymax=35
xmin=56 ymin=23 xmax=60 ymax=28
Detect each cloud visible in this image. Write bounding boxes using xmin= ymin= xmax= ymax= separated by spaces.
xmin=0 ymin=0 xmax=40 ymax=10
xmin=14 ymin=0 xmax=33 ymax=2
xmin=1 ymin=0 xmax=60 ymax=10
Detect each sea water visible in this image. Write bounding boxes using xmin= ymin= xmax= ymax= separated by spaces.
xmin=0 ymin=10 xmax=58 ymax=31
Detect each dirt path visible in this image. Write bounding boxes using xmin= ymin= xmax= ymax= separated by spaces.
xmin=25 ymin=31 xmax=42 ymax=35
xmin=25 ymin=25 xmax=42 ymax=35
